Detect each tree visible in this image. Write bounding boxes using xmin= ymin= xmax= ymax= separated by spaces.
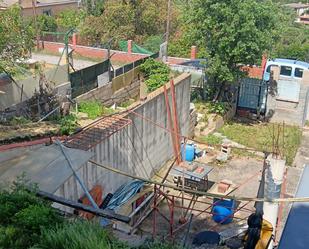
xmin=185 ymin=0 xmax=281 ymax=100
xmin=272 ymin=8 xmax=309 ymax=62
xmin=56 ymin=9 xmax=86 ymax=31
xmin=0 ymin=5 xmax=34 ymax=74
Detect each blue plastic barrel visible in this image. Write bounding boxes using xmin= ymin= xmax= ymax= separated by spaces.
xmin=212 ymin=205 xmax=233 ymax=224
xmin=181 ymin=144 xmax=195 ymax=162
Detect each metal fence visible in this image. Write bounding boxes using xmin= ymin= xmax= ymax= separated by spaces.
xmin=70 ymin=52 xmax=160 ymax=98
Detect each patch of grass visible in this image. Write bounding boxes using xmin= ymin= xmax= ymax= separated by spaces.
xmin=78 ymin=101 xmax=114 ymax=119
xmin=198 ymin=134 xmax=223 ymax=146
xmin=219 ymin=121 xmax=302 ymax=165
xmin=9 ymin=117 xmax=31 ymax=126
xmin=118 ymin=99 xmax=135 ymax=108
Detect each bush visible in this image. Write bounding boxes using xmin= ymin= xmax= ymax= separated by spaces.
xmin=140 ymin=58 xmax=171 ymax=92
xmin=59 ymin=114 xmax=78 ymax=135
xmin=208 ymin=102 xmax=228 ymax=116
xmin=0 ymin=179 xmax=63 ymax=249
xmin=140 ymin=58 xmax=170 ymax=78
xmin=145 ymin=73 xmax=170 ymax=92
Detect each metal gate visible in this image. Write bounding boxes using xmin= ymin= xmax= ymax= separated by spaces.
xmin=237 ymin=78 xmax=268 ymax=113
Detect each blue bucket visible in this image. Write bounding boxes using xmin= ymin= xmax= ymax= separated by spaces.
xmin=212 ymin=205 xmax=233 ymax=224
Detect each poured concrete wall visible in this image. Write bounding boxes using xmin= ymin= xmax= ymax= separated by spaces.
xmin=54 ymin=73 xmax=191 ymax=207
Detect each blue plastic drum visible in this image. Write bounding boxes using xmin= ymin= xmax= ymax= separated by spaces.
xmin=181 ymin=144 xmax=195 ymax=162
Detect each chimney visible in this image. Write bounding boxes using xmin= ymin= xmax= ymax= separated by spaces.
xmin=191 ymin=46 xmax=197 ymax=60
xmin=127 ymin=40 xmax=133 ymax=54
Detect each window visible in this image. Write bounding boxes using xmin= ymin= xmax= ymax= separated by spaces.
xmin=43 ymin=9 xmax=52 ymax=16
xmin=295 ymin=68 xmax=304 ymax=78
xmin=266 ymin=65 xmax=272 ymax=73
xmin=280 ymin=66 xmax=292 ymax=76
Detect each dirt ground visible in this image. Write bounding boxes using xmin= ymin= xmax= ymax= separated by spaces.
xmin=136 ymin=153 xmax=301 ymax=248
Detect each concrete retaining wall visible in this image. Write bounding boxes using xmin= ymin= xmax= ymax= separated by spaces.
xmin=0 ymin=65 xmax=68 ymax=110
xmin=75 ymin=67 xmax=141 ymax=107
xmin=54 ymin=73 xmax=191 ymax=210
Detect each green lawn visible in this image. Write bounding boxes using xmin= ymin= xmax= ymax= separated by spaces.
xmin=219 ymin=121 xmax=302 ymax=165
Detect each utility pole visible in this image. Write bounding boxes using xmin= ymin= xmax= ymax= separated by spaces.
xmin=31 ymin=0 xmax=40 ymax=50
xmin=166 ymin=0 xmax=172 ymax=44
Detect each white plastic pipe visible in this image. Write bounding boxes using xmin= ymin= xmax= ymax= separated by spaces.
xmin=263 ymin=154 xmax=286 ymax=249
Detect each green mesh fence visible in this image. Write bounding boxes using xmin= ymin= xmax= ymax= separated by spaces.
xmin=118 ymin=40 xmax=153 ymax=55
xmin=70 ymin=60 xmax=109 ymax=98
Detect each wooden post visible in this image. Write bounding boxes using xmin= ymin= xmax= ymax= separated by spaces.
xmin=164 ymin=85 xmax=180 ymax=164
xmin=170 ymin=79 xmax=181 ymax=163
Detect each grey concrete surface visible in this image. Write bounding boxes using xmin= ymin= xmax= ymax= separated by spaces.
xmin=31 ymin=53 xmax=97 ymax=70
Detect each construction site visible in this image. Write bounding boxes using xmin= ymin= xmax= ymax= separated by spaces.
xmin=0 ymin=34 xmax=308 ymax=249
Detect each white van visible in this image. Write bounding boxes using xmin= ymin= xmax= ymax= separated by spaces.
xmin=263 ymin=58 xmax=309 ymax=81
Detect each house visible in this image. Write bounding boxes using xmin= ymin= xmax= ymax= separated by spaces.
xmin=285 ymin=2 xmax=309 ymax=17
xmin=0 ymin=0 xmax=79 ymax=16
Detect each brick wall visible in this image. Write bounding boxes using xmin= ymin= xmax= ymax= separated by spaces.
xmin=41 ymin=42 xmax=148 ymax=64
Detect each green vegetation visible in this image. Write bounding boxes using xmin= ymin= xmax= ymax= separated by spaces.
xmin=0 ymin=178 xmax=63 ymax=249
xmin=78 ymin=101 xmax=114 ymax=119
xmin=0 ymin=5 xmax=34 ymax=74
xmin=32 ymin=221 xmax=129 ymax=249
xmin=194 ymin=101 xmax=229 ymax=117
xmin=9 ymin=117 xmax=31 ymax=126
xmin=183 ymin=0 xmax=280 ymax=100
xmin=140 ymin=58 xmax=171 ymax=92
xmin=59 ymin=114 xmax=78 ymax=135
xmin=198 ymin=134 xmax=223 ymax=146
xmin=219 ymin=121 xmax=302 ymax=165
xmin=0 ymin=179 xmax=183 ymax=249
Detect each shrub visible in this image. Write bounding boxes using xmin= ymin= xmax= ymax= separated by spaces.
xmin=208 ymin=102 xmax=228 ymax=116
xmin=145 ymin=73 xmax=169 ymax=92
xmin=140 ymin=58 xmax=170 ymax=77
xmin=140 ymin=58 xmax=171 ymax=92
xmin=0 ymin=179 xmax=63 ymax=249
xmin=59 ymin=114 xmax=78 ymax=135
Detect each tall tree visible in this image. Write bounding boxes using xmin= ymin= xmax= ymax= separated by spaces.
xmin=0 ymin=5 xmax=34 ymax=74
xmin=186 ymin=0 xmax=281 ymax=100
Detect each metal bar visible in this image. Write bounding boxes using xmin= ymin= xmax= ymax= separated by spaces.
xmin=36 ymin=190 xmax=130 ymax=223
xmin=164 ymin=85 xmax=179 ymax=164
xmin=38 ymin=106 xmax=60 ymax=122
xmin=170 ymin=79 xmax=181 ymax=163
xmin=153 ymin=184 xmax=157 ymax=238
xmin=56 ymin=140 xmax=99 ymax=209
